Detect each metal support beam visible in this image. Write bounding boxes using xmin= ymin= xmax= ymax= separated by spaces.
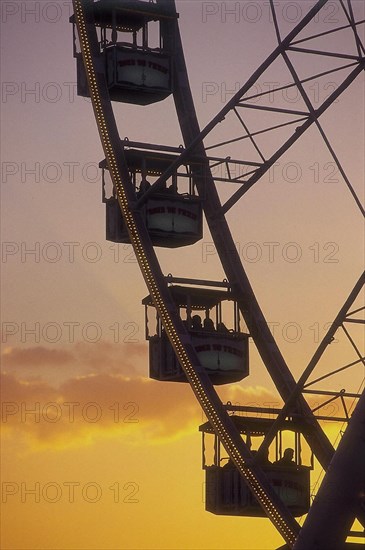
xmin=294 ymin=390 xmax=365 ymax=549
xmin=221 ymin=64 xmax=364 ymax=215
xmin=256 ymin=273 xmax=364 ymax=457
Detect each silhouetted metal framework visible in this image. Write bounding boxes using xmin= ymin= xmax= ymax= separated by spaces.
xmin=293 ymin=390 xmax=365 ymax=549
xmin=72 ymin=0 xmax=364 ymax=547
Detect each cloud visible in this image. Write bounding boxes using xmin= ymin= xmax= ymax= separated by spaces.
xmin=3 ymin=343 xmax=341 ymax=452
xmin=0 ymin=370 xmax=280 ymax=451
xmin=2 ymin=346 xmax=73 ymax=367
xmin=1 ymin=341 xmax=148 ymax=381
xmin=0 ymin=371 xmax=197 ymax=449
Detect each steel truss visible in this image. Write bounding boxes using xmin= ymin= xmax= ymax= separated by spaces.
xmin=72 ymin=0 xmax=364 ymax=547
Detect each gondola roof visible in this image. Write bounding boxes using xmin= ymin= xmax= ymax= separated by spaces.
xmin=71 ymin=0 xmax=178 ymax=31
xmin=142 ymin=285 xmax=234 ymax=309
xmin=99 ymin=149 xmax=204 ymax=176
xmin=199 ymin=415 xmax=312 ymax=436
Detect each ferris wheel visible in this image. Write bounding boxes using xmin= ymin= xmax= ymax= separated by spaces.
xmin=70 ymin=1 xmax=365 ymax=548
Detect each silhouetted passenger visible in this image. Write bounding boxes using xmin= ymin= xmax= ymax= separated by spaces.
xmin=203 ymin=318 xmax=215 ymax=332
xmin=191 ymin=314 xmax=203 ymax=331
xmin=217 ymin=322 xmax=229 ymax=333
xmin=255 ymin=447 xmax=271 ymax=466
xmin=274 ymin=448 xmax=295 ymax=467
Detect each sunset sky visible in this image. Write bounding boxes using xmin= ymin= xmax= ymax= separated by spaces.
xmin=1 ymin=1 xmax=364 ymax=549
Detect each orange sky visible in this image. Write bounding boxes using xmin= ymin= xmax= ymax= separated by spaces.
xmin=1 ymin=1 xmax=364 ymax=548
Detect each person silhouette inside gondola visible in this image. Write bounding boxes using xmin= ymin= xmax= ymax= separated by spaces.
xmin=274 ymin=448 xmax=295 ymax=467
xmin=191 ymin=314 xmax=203 ymax=331
xmin=253 ymin=447 xmax=271 ymax=466
xmin=217 ymin=321 xmax=229 ymax=333
xmin=203 ymin=317 xmax=215 ymax=332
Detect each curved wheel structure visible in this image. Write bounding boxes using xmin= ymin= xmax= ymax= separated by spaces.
xmin=72 ymin=1 xmax=364 ymax=547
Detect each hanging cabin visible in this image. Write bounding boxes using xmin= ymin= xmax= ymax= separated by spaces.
xmin=100 ymin=148 xmax=203 ymax=247
xmin=71 ymin=0 xmax=176 ymax=105
xmin=143 ymin=278 xmax=250 ymax=384
xmin=200 ymin=415 xmax=312 ymax=517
